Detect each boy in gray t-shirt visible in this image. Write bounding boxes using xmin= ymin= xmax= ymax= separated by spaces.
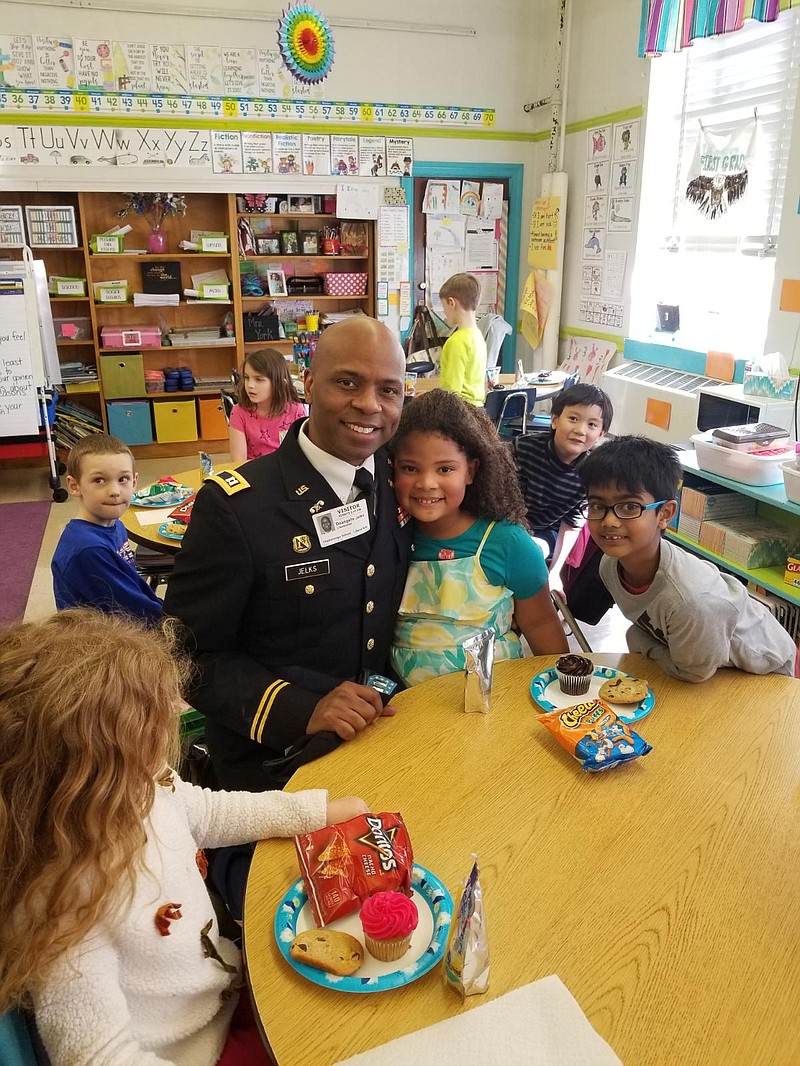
xmin=578 ymin=436 xmax=795 ymax=682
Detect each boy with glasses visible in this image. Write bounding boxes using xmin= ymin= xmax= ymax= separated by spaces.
xmin=579 ymin=435 xmax=795 ymax=681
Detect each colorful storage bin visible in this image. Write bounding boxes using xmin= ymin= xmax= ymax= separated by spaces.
xmin=153 ymin=398 xmax=198 ymax=443
xmin=106 ymin=401 xmax=154 ymax=445
xmin=101 ymin=325 xmax=163 ymax=349
xmin=53 ymin=316 xmax=91 ymax=341
xmin=198 ymin=397 xmax=228 ymax=439
xmin=323 ymin=272 xmax=368 ymax=296
xmin=101 ymin=354 xmax=146 ymax=399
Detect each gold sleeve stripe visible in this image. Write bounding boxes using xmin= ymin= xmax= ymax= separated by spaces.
xmin=249 ymin=680 xmax=290 ymax=743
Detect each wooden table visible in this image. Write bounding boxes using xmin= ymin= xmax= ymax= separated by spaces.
xmin=122 ymin=466 xmax=206 ymax=552
xmin=243 ymin=654 xmax=800 ymax=1066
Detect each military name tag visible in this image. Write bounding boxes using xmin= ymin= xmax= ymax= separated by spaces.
xmin=312 ymin=499 xmax=370 ymax=546
xmin=284 ymin=559 xmax=331 ymax=582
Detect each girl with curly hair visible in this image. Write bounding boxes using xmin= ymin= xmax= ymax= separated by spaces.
xmin=390 ymin=389 xmax=567 ymax=685
xmin=0 ymin=610 xmax=364 ymax=1066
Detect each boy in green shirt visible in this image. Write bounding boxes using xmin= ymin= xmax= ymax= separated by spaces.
xmin=438 ymin=272 xmax=487 ymax=406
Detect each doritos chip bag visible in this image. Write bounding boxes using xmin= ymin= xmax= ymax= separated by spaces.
xmin=295 ymin=812 xmax=414 ymax=927
xmin=537 ymin=698 xmax=651 ymax=772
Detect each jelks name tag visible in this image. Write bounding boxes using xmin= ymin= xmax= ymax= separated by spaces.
xmin=312 ymin=499 xmax=370 ymax=546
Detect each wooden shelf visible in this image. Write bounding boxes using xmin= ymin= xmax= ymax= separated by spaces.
xmin=242 ymin=295 xmax=368 ymax=303
xmin=237 ymin=213 xmax=335 ymax=220
xmin=111 ymin=388 xmax=223 ymax=400
xmin=666 ymin=529 xmax=800 ymax=606
xmin=99 ymin=342 xmax=236 ymax=353
xmin=50 ymin=295 xmax=90 ymax=302
xmin=89 ymin=252 xmax=230 ymax=260
xmin=93 ymin=301 xmax=232 ymax=308
xmin=241 ymin=255 xmax=368 ymax=262
xmin=30 ymin=245 xmax=85 ymax=252
xmin=678 ymin=449 xmax=800 ymax=517
xmin=56 ymin=338 xmax=94 ymax=345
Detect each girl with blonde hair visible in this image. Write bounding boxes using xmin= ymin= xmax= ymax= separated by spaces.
xmin=0 ymin=610 xmax=365 ymax=1066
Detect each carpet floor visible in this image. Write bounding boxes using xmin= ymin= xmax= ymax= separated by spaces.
xmin=0 ymin=500 xmax=52 ymax=626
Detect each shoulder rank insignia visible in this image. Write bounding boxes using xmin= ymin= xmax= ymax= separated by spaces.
xmin=206 ymin=469 xmax=251 ymax=496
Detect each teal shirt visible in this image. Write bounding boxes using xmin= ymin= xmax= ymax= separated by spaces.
xmin=439 ymin=326 xmax=487 ymax=406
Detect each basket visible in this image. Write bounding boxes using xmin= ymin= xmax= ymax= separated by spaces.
xmin=323 ymin=272 xmax=368 ymax=297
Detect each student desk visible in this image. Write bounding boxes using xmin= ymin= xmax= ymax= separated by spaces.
xmin=243 ymin=655 xmax=800 ymax=1066
xmin=122 ymin=466 xmax=206 ymax=553
xmin=414 ymin=371 xmax=567 ymax=403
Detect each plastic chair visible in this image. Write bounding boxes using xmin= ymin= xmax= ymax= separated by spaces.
xmin=528 ymin=370 xmax=580 ymax=430
xmin=483 ymin=389 xmax=533 ymax=439
xmin=551 ymin=589 xmax=593 ymax=653
xmin=220 ymin=388 xmax=236 ymax=424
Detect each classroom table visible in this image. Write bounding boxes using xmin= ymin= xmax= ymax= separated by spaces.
xmin=122 ymin=466 xmax=206 ymax=553
xmin=243 ymin=654 xmax=800 ymax=1066
xmin=414 ymin=370 xmax=567 ymax=403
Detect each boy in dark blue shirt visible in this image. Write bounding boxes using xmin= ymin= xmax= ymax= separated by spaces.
xmin=51 ymin=433 xmax=162 ymax=622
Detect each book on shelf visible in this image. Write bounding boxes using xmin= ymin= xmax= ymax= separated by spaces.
xmin=133 ymin=292 xmax=181 ymax=307
xmin=141 ymin=260 xmax=182 ymax=295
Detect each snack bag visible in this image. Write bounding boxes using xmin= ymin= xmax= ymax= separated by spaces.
xmin=168 ymin=493 xmax=197 ymax=524
xmin=132 ymin=477 xmax=192 ymax=506
xmin=295 ymin=812 xmax=413 ymax=927
xmin=444 ymin=858 xmax=489 ymax=999
xmin=537 ymin=698 xmax=652 ymax=772
xmin=463 ymin=628 xmax=495 ymax=714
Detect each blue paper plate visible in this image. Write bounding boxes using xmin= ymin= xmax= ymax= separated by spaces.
xmin=530 ymin=665 xmax=655 ymax=722
xmin=275 ymin=865 xmax=452 ymax=993
xmin=158 ymin=522 xmax=187 ymax=541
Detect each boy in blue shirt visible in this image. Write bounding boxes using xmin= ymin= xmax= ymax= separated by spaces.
xmin=51 ymin=433 xmax=162 ymax=623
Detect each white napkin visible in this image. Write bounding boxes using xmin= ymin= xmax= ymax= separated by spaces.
xmin=134 ymin=507 xmax=175 ymax=526
xmin=331 ymin=976 xmax=623 ymax=1066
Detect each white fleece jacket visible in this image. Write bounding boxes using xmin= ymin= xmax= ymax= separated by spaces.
xmin=600 ymin=538 xmax=796 ymax=682
xmin=33 ymin=775 xmax=327 ymax=1066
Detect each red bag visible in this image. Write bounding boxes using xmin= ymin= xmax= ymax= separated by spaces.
xmin=295 ymin=812 xmax=413 ymax=926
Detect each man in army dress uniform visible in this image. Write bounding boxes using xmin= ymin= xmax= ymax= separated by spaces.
xmin=165 ymin=317 xmax=411 ymax=792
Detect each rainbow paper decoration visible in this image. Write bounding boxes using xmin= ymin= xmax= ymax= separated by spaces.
xmin=277 ymin=4 xmax=335 ymax=85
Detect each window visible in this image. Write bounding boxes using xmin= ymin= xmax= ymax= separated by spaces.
xmin=631 ymin=11 xmax=800 ymax=357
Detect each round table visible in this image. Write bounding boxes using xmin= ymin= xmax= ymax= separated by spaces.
xmin=123 ymin=467 xmax=207 ymax=553
xmin=243 ymin=654 xmax=800 ymax=1066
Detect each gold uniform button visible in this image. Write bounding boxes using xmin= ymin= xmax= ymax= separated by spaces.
xmin=366 ymin=564 xmax=375 ymax=577
xmin=366 ymin=638 xmax=375 ymax=651
xmin=366 ymin=601 xmax=374 ymax=613
xmin=304 ymin=584 xmax=315 ymax=595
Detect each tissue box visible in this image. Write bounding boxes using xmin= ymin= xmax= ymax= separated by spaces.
xmin=743 ymin=373 xmax=797 ymax=401
xmin=785 ymin=556 xmax=800 ymax=588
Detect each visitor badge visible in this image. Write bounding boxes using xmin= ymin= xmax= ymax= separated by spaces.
xmin=312 ymin=499 xmax=370 ymax=546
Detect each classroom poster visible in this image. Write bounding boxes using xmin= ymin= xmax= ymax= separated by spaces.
xmin=480 ymin=182 xmax=503 ymax=220
xmin=586 ymin=162 xmax=610 ymax=196
xmin=358 ymin=136 xmax=386 ymax=177
xmin=560 ymin=336 xmax=617 ymax=385
xmin=611 ymin=160 xmax=636 ymax=194
xmin=426 ymin=214 xmax=466 ymax=251
xmin=460 ymin=181 xmax=481 ymax=216
xmin=112 ymin=41 xmax=152 ymax=92
xmin=272 ymin=133 xmax=301 ymax=174
xmin=464 ymin=220 xmax=498 ymax=271
xmin=579 ymin=297 xmax=624 ymax=329
xmin=0 ymin=35 xmax=37 ymax=89
xmin=613 ymin=120 xmax=640 ymax=161
xmin=185 ymin=46 xmax=223 ymax=95
xmin=608 ymin=196 xmax=634 ymax=232
xmin=302 ymin=134 xmax=331 ymax=175
xmin=150 ymin=44 xmax=188 ymax=94
xmin=604 ymin=250 xmax=627 ymax=299
xmin=241 ymin=132 xmax=273 ymax=173
xmin=211 ymin=130 xmax=243 ymax=174
xmin=74 ymin=39 xmax=114 ymax=91
xmin=584 ymin=195 xmax=608 ymax=226
xmin=34 ymin=37 xmax=75 ymax=90
xmin=582 ymin=228 xmax=606 ymax=260
xmin=470 ymin=270 xmax=498 ymax=313
xmin=257 ymin=47 xmax=318 ymax=99
xmin=587 ymin=124 xmax=611 ymax=163
xmin=386 ymin=137 xmax=413 ymax=177
xmin=527 ymin=195 xmax=560 ymax=270
xmin=221 ymin=48 xmax=258 ymax=96
xmin=330 ymin=135 xmax=358 ymax=177
xmin=581 ymin=264 xmax=603 ymax=296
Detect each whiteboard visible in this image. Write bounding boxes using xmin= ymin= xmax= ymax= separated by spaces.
xmin=0 ymin=257 xmax=60 ymax=389
xmin=0 ymin=276 xmax=39 ymax=436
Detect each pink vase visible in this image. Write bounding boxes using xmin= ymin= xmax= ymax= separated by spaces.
xmin=147 ymin=227 xmax=167 ymax=253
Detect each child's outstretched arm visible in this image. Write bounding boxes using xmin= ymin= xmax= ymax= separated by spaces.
xmin=513 ymin=587 xmax=569 ymax=655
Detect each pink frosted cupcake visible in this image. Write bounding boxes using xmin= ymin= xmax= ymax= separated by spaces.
xmin=360 ymin=891 xmax=419 ymax=961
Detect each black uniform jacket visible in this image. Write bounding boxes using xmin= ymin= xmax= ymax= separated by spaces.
xmin=164 ymin=422 xmax=411 ymax=791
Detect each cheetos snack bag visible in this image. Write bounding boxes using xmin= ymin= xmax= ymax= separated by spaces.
xmin=295 ymin=812 xmax=413 ymax=927
xmin=537 ymin=698 xmax=652 ymax=772
xmin=445 ymin=858 xmax=489 ymax=999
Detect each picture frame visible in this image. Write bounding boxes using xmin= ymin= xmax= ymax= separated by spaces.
xmin=301 ymin=231 xmax=319 ymax=255
xmin=267 ymin=267 xmax=288 ymax=297
xmin=280 ymin=230 xmax=299 ymax=255
xmin=257 ymin=236 xmax=281 ymax=256
xmin=24 ymin=204 xmax=79 ymax=248
xmin=288 ymin=195 xmax=315 ymax=214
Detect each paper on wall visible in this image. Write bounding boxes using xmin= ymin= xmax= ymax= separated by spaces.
xmin=480 ymin=183 xmax=503 ymax=220
xmin=331 ymin=135 xmax=359 ymax=177
xmin=112 ymin=42 xmax=152 ymax=93
xmin=211 ymin=130 xmax=243 ymax=174
xmin=527 ymin=196 xmax=560 ymax=271
xmin=302 ymin=134 xmax=331 ymax=176
xmin=386 ymin=137 xmax=413 ymax=177
xmin=427 ymin=213 xmax=466 ymax=251
xmin=337 ymin=183 xmax=381 ymax=220
xmin=358 ymin=136 xmax=386 ymax=177
xmin=428 ymin=249 xmax=465 ymax=312
xmin=378 ymin=205 xmax=409 ymax=247
xmin=34 ymin=36 xmax=75 ymax=90
xmin=603 ymin=250 xmax=627 ymax=299
xmin=584 ymin=195 xmax=608 ymax=227
xmin=272 ymin=132 xmax=302 ymax=175
xmin=460 ymin=181 xmax=481 ymax=217
xmin=423 ymin=180 xmax=460 ymax=214
xmin=241 ymin=131 xmax=273 ymax=174
xmin=185 ymin=45 xmax=223 ymax=95
xmin=378 ymin=248 xmax=406 ymax=286
xmin=581 ymin=264 xmax=603 ymax=296
xmin=0 ymin=35 xmax=38 ymax=89
xmin=470 ymin=271 xmax=498 ymax=313
xmin=221 ymin=47 xmax=258 ymax=96
xmin=74 ymin=39 xmax=114 ymax=91
xmin=582 ymin=227 xmax=606 ymax=261
xmin=608 ymin=196 xmax=634 ymax=232
xmin=150 ymin=44 xmax=188 ymax=94
xmin=464 ymin=221 xmax=498 ymax=271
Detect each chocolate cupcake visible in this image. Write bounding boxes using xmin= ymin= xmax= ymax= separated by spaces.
xmin=555 ymin=654 xmax=593 ymax=696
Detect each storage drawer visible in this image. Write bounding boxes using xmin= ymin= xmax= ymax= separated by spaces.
xmin=154 ymin=398 xmax=198 ymax=443
xmin=198 ymin=397 xmax=228 ymax=440
xmin=101 ymin=325 xmax=162 ymax=349
xmin=101 ymin=354 xmax=146 ymax=399
xmin=106 ymin=401 xmax=153 ymax=445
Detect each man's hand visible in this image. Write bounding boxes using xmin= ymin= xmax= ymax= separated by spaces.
xmin=307 ymin=681 xmax=395 ymax=741
xmin=326 ymin=795 xmax=369 ymax=825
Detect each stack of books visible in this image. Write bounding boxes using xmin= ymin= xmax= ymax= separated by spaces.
xmin=54 ymin=399 xmax=103 ymax=449
xmin=60 ymin=361 xmax=99 ymax=385
xmin=167 ymin=326 xmax=233 ymax=348
xmin=133 ymin=292 xmax=180 ymax=307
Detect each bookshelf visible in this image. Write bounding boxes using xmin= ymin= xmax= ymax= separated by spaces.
xmin=0 ymin=191 xmax=376 ymax=459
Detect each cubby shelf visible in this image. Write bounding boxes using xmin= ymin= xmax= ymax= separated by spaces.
xmin=241 ymin=255 xmax=368 ymax=262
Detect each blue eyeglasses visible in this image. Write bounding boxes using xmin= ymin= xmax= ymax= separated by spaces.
xmin=584 ymin=500 xmax=668 ymax=521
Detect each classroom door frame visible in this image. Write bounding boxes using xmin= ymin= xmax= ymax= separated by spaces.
xmin=401 ymin=161 xmax=523 ymax=372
